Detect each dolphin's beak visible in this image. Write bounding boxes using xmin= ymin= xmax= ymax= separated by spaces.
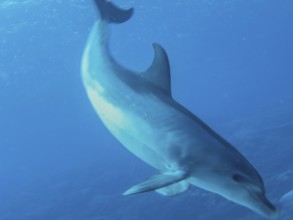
xmin=250 ymin=192 xmax=278 ymax=219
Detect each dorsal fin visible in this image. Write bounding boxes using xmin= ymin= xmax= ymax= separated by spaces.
xmin=142 ymin=43 xmax=172 ymax=96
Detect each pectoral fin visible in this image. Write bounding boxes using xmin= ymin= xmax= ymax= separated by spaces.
xmin=123 ymin=169 xmax=188 ymax=195
xmin=156 ymin=180 xmax=190 ymax=196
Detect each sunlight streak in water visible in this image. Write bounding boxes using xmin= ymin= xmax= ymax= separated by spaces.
xmin=0 ymin=0 xmax=38 ymax=9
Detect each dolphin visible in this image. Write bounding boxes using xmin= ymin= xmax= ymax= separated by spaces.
xmin=81 ymin=0 xmax=278 ymax=218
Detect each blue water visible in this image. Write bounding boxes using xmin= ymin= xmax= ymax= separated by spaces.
xmin=0 ymin=0 xmax=292 ymax=219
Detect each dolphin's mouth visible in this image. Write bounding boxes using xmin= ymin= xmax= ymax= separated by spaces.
xmin=233 ymin=174 xmax=277 ymax=218
xmin=248 ymin=190 xmax=278 ymax=219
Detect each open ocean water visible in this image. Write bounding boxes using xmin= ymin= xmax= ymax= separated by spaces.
xmin=0 ymin=0 xmax=292 ymax=219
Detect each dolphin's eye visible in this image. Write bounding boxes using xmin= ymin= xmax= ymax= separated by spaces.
xmin=232 ymin=174 xmax=263 ymax=193
xmin=232 ymin=174 xmax=245 ymax=182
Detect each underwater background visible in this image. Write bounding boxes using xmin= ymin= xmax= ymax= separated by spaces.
xmin=0 ymin=0 xmax=293 ymax=219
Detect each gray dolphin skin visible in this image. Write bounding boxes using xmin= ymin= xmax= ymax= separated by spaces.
xmin=81 ymin=0 xmax=278 ymax=219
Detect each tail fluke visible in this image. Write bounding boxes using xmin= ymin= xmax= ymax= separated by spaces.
xmin=94 ymin=0 xmax=134 ymax=23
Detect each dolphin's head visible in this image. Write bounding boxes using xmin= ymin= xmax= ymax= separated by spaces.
xmin=222 ymin=172 xmax=278 ymax=219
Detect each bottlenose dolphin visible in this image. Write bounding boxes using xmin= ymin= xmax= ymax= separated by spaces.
xmin=81 ymin=0 xmax=277 ymax=218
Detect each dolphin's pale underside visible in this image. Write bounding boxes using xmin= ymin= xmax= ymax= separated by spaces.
xmin=81 ymin=0 xmax=278 ymax=219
